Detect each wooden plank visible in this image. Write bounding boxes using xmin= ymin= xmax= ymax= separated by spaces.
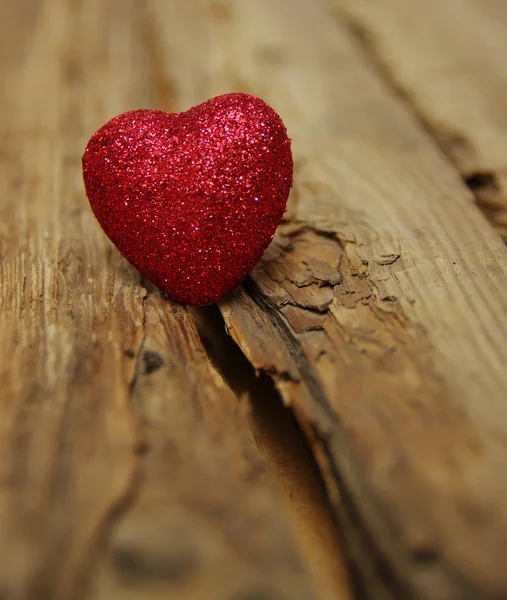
xmin=335 ymin=0 xmax=507 ymax=240
xmin=144 ymin=0 xmax=507 ymax=598
xmin=0 ymin=1 xmax=145 ymax=597
xmin=0 ymin=1 xmax=328 ymax=598
xmin=91 ymin=291 xmax=317 ymax=600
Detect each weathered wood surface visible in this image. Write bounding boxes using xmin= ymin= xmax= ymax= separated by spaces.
xmin=0 ymin=1 xmax=347 ymax=599
xmin=90 ymin=291 xmax=317 ymax=600
xmin=146 ymin=0 xmax=507 ymax=598
xmin=3 ymin=0 xmax=507 ymax=599
xmin=336 ymin=0 xmax=507 ymax=240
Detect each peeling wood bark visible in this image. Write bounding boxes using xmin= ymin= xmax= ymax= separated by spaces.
xmin=334 ymin=0 xmax=507 ymax=240
xmin=142 ymin=0 xmax=507 ymax=597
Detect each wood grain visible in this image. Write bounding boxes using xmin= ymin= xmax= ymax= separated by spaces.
xmin=91 ymin=291 xmax=316 ymax=600
xmin=142 ymin=0 xmax=507 ymax=597
xmin=335 ymin=0 xmax=507 ymax=240
xmin=0 ymin=2 xmax=144 ymax=598
xmin=0 ymin=1 xmax=333 ymax=599
xmin=5 ymin=0 xmax=507 ymax=598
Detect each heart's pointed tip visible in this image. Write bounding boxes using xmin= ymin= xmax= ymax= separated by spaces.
xmin=157 ymin=285 xmax=234 ymax=308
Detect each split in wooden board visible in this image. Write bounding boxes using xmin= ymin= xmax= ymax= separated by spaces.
xmin=335 ymin=0 xmax=507 ymax=240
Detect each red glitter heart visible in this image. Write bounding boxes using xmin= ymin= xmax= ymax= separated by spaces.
xmin=82 ymin=93 xmax=293 ymax=305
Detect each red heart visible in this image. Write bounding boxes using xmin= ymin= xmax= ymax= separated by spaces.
xmin=82 ymin=93 xmax=293 ymax=305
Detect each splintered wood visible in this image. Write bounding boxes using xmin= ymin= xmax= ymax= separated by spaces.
xmin=2 ymin=0 xmax=507 ymax=599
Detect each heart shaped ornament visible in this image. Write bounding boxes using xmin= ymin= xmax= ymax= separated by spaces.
xmin=82 ymin=93 xmax=293 ymax=305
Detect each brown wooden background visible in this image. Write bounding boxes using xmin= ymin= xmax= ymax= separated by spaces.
xmin=3 ymin=1 xmax=507 ymax=599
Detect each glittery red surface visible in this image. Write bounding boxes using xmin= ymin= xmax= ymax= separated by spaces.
xmin=82 ymin=93 xmax=293 ymax=305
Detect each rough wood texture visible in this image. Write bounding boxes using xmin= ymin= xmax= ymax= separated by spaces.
xmin=142 ymin=0 xmax=507 ymax=598
xmin=335 ymin=0 xmax=507 ymax=239
xmin=91 ymin=291 xmax=315 ymax=600
xmin=191 ymin=306 xmax=352 ymax=600
xmin=0 ymin=1 xmax=339 ymax=599
xmin=4 ymin=0 xmax=507 ymax=599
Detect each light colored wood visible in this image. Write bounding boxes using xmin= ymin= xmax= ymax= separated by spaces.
xmin=143 ymin=0 xmax=507 ymax=597
xmin=0 ymin=2 xmax=145 ymax=598
xmin=91 ymin=291 xmax=317 ymax=600
xmin=335 ymin=0 xmax=507 ymax=239
xmin=0 ymin=1 xmax=342 ymax=598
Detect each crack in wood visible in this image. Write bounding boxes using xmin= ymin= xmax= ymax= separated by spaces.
xmin=219 ymin=220 xmax=498 ymax=599
xmin=218 ymin=281 xmax=408 ymax=600
xmin=334 ymin=5 xmax=507 ymax=243
xmin=191 ymin=303 xmax=352 ymax=600
xmin=90 ymin=291 xmax=320 ymax=600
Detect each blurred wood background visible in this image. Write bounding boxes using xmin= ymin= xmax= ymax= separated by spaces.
xmin=2 ymin=0 xmax=507 ymax=599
